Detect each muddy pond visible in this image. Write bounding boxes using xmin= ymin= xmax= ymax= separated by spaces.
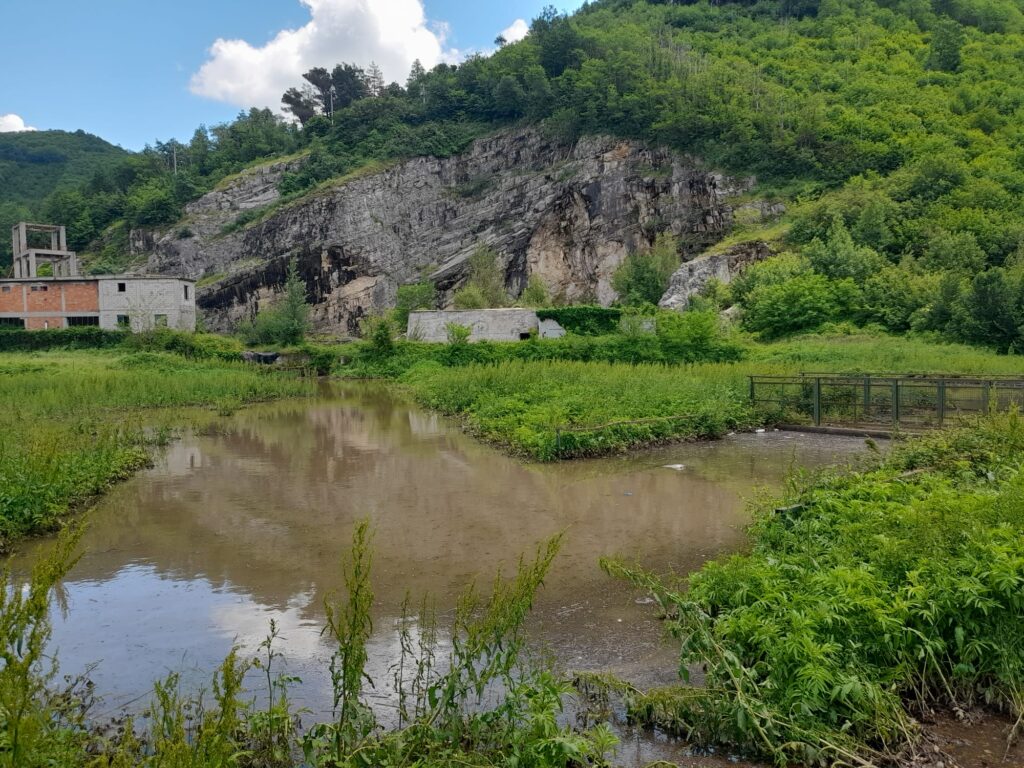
xmin=14 ymin=384 xmax=878 ymax=765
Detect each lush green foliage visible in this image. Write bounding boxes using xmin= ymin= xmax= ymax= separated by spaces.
xmin=238 ymin=259 xmax=311 ymax=346
xmin=393 ymin=281 xmax=437 ymax=329
xmin=453 ymin=246 xmax=509 ymax=309
xmin=341 ymin=309 xmax=746 ymax=377
xmin=0 ymin=326 xmax=129 ymax=351
xmin=0 ymin=130 xmax=127 ymax=265
xmin=0 ymin=351 xmax=308 ymax=546
xmin=403 ymin=358 xmax=757 ymax=459
xmin=13 ymin=0 xmax=1024 ymax=349
xmin=535 ymin=306 xmax=623 ymax=335
xmin=611 ymin=233 xmax=680 ymax=307
xmin=606 ymin=414 xmax=1024 ymax=764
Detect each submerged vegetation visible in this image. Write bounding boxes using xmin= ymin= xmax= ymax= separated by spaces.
xmin=0 ymin=346 xmax=308 ymax=548
xmin=604 ymin=414 xmax=1024 ymax=765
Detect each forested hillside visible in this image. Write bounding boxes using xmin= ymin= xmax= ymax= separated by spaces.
xmin=0 ymin=130 xmax=127 ymax=261
xmin=10 ymin=0 xmax=1024 ymax=348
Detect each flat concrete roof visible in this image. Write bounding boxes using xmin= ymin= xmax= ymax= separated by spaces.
xmin=0 ymin=275 xmax=194 ymax=283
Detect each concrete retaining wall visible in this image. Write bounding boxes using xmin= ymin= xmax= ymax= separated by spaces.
xmin=409 ymin=309 xmax=541 ymax=342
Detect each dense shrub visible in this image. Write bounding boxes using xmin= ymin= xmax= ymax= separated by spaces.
xmin=611 ymin=233 xmax=680 ymax=306
xmin=124 ymin=328 xmax=244 ymax=361
xmin=0 ymin=327 xmax=127 ymax=352
xmin=237 ymin=258 xmax=311 ymax=346
xmin=744 ymin=274 xmax=861 ymax=339
xmin=607 ymin=415 xmax=1024 ymax=764
xmin=536 ymin=306 xmax=623 ymax=335
xmin=393 ymin=282 xmax=436 ymax=330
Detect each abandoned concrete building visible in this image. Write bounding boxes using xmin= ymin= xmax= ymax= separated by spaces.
xmin=1 ymin=223 xmax=196 ymax=332
xmin=408 ymin=309 xmax=566 ymax=342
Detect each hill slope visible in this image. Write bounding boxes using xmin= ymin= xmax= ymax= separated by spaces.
xmin=0 ymin=130 xmax=127 ymax=208
xmin=24 ymin=0 xmax=1024 ymax=348
xmin=0 ymin=130 xmax=128 ymax=264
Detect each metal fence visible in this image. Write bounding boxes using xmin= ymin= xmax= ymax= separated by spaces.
xmin=750 ymin=374 xmax=1024 ymax=430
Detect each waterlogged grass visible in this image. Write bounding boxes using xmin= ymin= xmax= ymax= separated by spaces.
xmin=366 ymin=331 xmax=1024 ymax=460
xmin=402 ymin=360 xmax=759 ymax=460
xmin=605 ymin=414 xmax=1024 ymax=765
xmin=0 ymin=350 xmax=309 ymax=547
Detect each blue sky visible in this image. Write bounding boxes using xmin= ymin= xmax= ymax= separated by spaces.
xmin=1 ymin=0 xmax=583 ymax=150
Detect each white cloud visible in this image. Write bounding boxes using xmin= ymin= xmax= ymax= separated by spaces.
xmin=0 ymin=113 xmax=36 ymax=133
xmin=500 ymin=19 xmax=529 ymax=44
xmin=190 ymin=0 xmax=454 ymax=110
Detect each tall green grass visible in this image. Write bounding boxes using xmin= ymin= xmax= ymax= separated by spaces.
xmin=386 ymin=332 xmax=1024 ymax=460
xmin=604 ymin=415 xmax=1024 ymax=765
xmin=0 ymin=351 xmax=309 ymax=546
xmin=402 ymin=359 xmax=759 ymax=459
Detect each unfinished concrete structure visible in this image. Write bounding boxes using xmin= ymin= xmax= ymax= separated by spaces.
xmin=1 ymin=222 xmax=196 ymax=331
xmin=408 ymin=309 xmax=565 ymax=342
xmin=11 ymin=223 xmax=80 ymax=278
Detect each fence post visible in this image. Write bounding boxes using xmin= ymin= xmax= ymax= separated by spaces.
xmin=892 ymin=379 xmax=900 ymax=428
xmin=749 ymin=376 xmax=755 ymax=403
xmin=813 ymin=377 xmax=821 ymax=427
xmin=555 ymin=428 xmax=561 ymax=457
xmin=985 ymin=381 xmax=993 ymax=414
xmin=937 ymin=379 xmax=946 ymax=427
xmin=863 ymin=376 xmax=870 ymax=421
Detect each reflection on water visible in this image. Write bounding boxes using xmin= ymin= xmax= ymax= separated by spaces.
xmin=13 ymin=384 xmax=874 ymax=725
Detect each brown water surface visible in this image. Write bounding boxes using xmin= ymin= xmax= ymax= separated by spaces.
xmin=12 ymin=384 xmax=874 ymax=762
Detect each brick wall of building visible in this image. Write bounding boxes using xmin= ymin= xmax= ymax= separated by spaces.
xmin=62 ymin=282 xmax=100 ymax=312
xmin=0 ymin=286 xmax=24 ymax=313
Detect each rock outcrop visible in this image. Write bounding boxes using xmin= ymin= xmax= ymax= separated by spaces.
xmin=144 ymin=128 xmax=756 ymax=335
xmin=658 ymin=240 xmax=775 ymax=312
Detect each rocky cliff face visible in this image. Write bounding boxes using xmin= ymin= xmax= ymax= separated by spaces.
xmin=144 ymin=129 xmax=756 ymax=335
xmin=659 ymin=240 xmax=776 ymax=312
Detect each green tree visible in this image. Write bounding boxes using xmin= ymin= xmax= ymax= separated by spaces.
xmin=804 ymin=215 xmax=886 ymax=283
xmin=744 ymin=274 xmax=861 ymax=338
xmin=453 ymin=246 xmax=508 ymax=308
xmin=926 ymin=19 xmax=966 ymax=72
xmin=950 ymin=268 xmax=1023 ymax=351
xmin=240 ymin=259 xmax=310 ymax=345
xmin=520 ymin=275 xmax=550 ymax=307
xmin=612 ymin=233 xmax=680 ymax=307
xmin=393 ymin=282 xmax=436 ymax=329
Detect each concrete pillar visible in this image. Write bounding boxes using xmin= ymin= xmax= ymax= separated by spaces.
xmin=58 ymin=226 xmax=67 ymax=251
xmin=15 ymin=223 xmax=27 ymax=256
xmin=28 ymin=253 xmax=37 ymax=278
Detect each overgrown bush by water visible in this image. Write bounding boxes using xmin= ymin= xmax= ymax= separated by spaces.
xmin=604 ymin=414 xmax=1024 ymax=765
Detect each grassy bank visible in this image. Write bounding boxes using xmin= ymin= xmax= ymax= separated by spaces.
xmin=0 ymin=350 xmax=309 ymax=548
xmin=334 ymin=329 xmax=1024 ymax=460
xmin=605 ymin=415 xmax=1024 ymax=765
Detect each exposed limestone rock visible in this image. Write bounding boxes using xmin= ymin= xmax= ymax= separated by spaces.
xmin=659 ymin=240 xmax=775 ymax=311
xmin=145 ymin=128 xmax=754 ymax=335
xmin=129 ymin=228 xmax=156 ymax=256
